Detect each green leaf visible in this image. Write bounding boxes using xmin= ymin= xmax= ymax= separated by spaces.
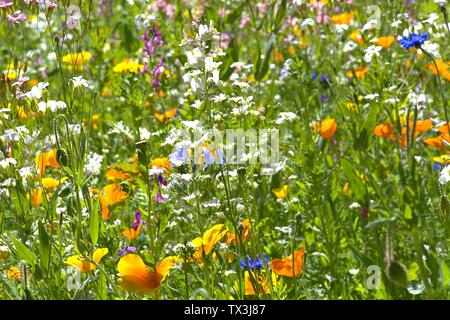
xmin=440 ymin=260 xmax=450 ymax=289
xmin=341 ymin=158 xmax=366 ymax=202
xmin=274 ymin=0 xmax=287 ymax=32
xmin=8 ymin=234 xmax=37 ymax=266
xmin=38 ymin=221 xmax=51 ymax=274
xmin=255 ymin=34 xmax=276 ymax=81
xmin=90 ymin=200 xmax=100 ymax=246
xmin=364 ymin=217 xmax=396 ymax=230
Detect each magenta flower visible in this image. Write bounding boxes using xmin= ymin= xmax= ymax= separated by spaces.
xmin=153 ymin=189 xmax=168 ymax=202
xmin=7 ymin=11 xmax=27 ymax=24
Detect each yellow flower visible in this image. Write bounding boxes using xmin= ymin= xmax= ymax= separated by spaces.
xmin=65 ymin=248 xmax=108 ymax=273
xmin=113 ymin=59 xmax=144 ymax=73
xmin=272 ymin=185 xmax=289 ymax=200
xmin=331 ymin=12 xmax=354 ymax=26
xmin=154 ymin=108 xmax=178 ymax=124
xmin=348 ymin=30 xmax=364 ymax=45
xmin=4 ymin=266 xmax=21 ymax=281
xmin=41 ymin=177 xmax=68 ymax=190
xmin=190 ymin=224 xmax=228 ymax=261
xmin=62 ymin=52 xmax=92 ymax=71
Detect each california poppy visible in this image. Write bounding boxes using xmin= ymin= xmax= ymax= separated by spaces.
xmin=123 ymin=225 xmax=142 ymax=241
xmin=376 ymin=36 xmax=395 ymax=49
xmin=106 ymin=168 xmax=132 ymax=181
xmin=154 ymin=108 xmax=178 ymax=124
xmin=272 ymin=185 xmax=289 ymax=200
xmin=346 ymin=66 xmax=368 ymax=79
xmin=4 ymin=266 xmax=21 ymax=281
xmin=312 ymin=119 xmax=337 ymax=139
xmin=117 ymin=254 xmax=175 ymax=294
xmin=225 ymin=219 xmax=251 ymax=245
xmin=190 ymin=224 xmax=228 ymax=261
xmin=243 ymin=270 xmax=277 ymax=296
xmin=35 ymin=149 xmax=59 ymax=175
xmin=65 ymin=248 xmax=108 ymax=273
xmin=270 ymin=247 xmax=305 ymax=277
xmin=331 ymin=12 xmax=354 ymax=26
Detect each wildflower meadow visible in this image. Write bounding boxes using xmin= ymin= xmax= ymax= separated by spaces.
xmin=0 ymin=0 xmax=449 ymax=301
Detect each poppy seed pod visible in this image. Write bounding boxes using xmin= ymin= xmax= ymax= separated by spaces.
xmin=56 ymin=148 xmax=69 ymax=167
xmin=386 ymin=261 xmax=408 ymax=287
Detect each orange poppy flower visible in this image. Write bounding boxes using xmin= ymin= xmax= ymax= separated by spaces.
xmin=243 ymin=270 xmax=277 ymax=296
xmin=427 ymin=60 xmax=450 ymax=81
xmin=117 ymin=254 xmax=175 ymax=294
xmin=225 ymin=219 xmax=251 ymax=245
xmin=103 ymin=183 xmax=128 ymax=206
xmin=312 ymin=119 xmax=337 ymax=139
xmin=376 ymin=36 xmax=395 ymax=49
xmin=270 ymin=247 xmax=305 ymax=277
xmin=150 ymin=157 xmax=172 ymax=173
xmin=4 ymin=266 xmax=21 ymax=281
xmin=122 ymin=225 xmax=142 ymax=241
xmin=154 ymin=108 xmax=178 ymax=124
xmin=346 ymin=66 xmax=368 ymax=79
xmin=424 ymin=135 xmax=449 ymax=150
xmin=106 ymin=168 xmax=132 ymax=181
xmin=65 ymin=248 xmax=108 ymax=273
xmin=331 ymin=12 xmax=354 ymax=26
xmin=35 ymin=149 xmax=59 ymax=175
xmin=31 ymin=189 xmax=44 ymax=206
xmin=348 ymin=30 xmax=364 ymax=45
xmin=373 ymin=124 xmax=395 ymax=140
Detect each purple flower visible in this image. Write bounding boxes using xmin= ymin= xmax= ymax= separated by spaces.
xmin=132 ymin=210 xmax=142 ymax=231
xmin=157 ymin=173 xmax=167 ymax=186
xmin=141 ymin=26 xmax=163 ymax=58
xmin=7 ymin=11 xmax=27 ymax=24
xmin=399 ymin=32 xmax=428 ymax=50
xmin=0 ymin=0 xmax=13 ymax=9
xmin=153 ymin=189 xmax=168 ymax=202
xmin=46 ymin=0 xmax=57 ymax=10
xmin=153 ymin=58 xmax=165 ymax=76
xmin=151 ymin=77 xmax=160 ymax=89
xmin=119 ymin=245 xmax=137 ymax=257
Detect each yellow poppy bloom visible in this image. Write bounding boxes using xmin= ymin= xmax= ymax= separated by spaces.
xmin=113 ymin=59 xmax=144 ymax=73
xmin=272 ymin=185 xmax=289 ymax=200
xmin=190 ymin=224 xmax=228 ymax=261
xmin=41 ymin=177 xmax=68 ymax=190
xmin=65 ymin=248 xmax=108 ymax=273
xmin=242 ymin=270 xmax=277 ymax=296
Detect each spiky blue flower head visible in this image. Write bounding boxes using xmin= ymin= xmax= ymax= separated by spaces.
xmin=399 ymin=32 xmax=428 ymax=50
xmin=240 ymin=255 xmax=270 ymax=270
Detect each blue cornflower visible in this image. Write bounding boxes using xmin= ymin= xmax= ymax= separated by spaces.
xmin=240 ymin=255 xmax=270 ymax=270
xmin=433 ymin=162 xmax=442 ymax=171
xmin=399 ymin=32 xmax=428 ymax=50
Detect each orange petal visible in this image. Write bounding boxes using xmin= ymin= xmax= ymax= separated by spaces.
xmin=270 ymin=247 xmax=305 ymax=277
xmin=117 ymin=254 xmax=162 ymax=294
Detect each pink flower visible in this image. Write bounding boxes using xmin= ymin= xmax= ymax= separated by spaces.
xmin=240 ymin=15 xmax=251 ymax=29
xmin=0 ymin=0 xmax=13 ymax=9
xmin=7 ymin=11 xmax=27 ymax=24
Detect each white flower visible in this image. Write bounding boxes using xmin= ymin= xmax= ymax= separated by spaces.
xmin=364 ymin=93 xmax=379 ymax=101
xmin=423 ymin=13 xmax=440 ymax=25
xmin=419 ymin=41 xmax=440 ymax=59
xmin=349 ymin=202 xmax=361 ymax=209
xmin=0 ymin=158 xmax=17 ymax=169
xmin=275 ymin=112 xmax=297 ymax=124
xmin=439 ymin=165 xmax=450 ymax=185
xmin=301 ymin=18 xmax=314 ymax=29
xmin=84 ymin=152 xmax=103 ymax=176
xmin=20 ymin=82 xmax=49 ymax=100
xmin=139 ymin=127 xmax=151 ymax=140
xmin=70 ymin=76 xmax=89 ymax=88
xmin=364 ymin=45 xmax=382 ymax=63
xmin=186 ymin=48 xmax=202 ymax=66
xmin=434 ymin=0 xmax=446 ymax=6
